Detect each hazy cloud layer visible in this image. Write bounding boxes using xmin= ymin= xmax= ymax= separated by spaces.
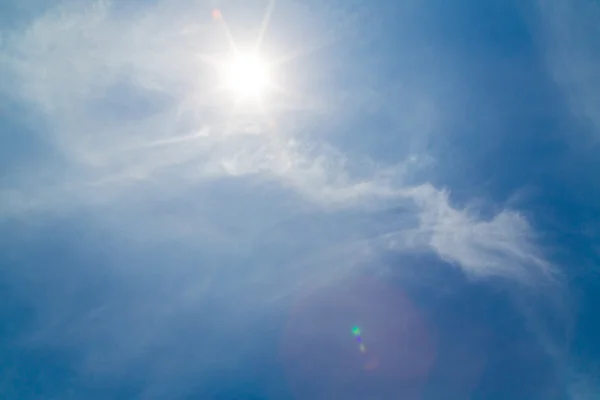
xmin=0 ymin=0 xmax=555 ymax=282
xmin=0 ymin=1 xmax=582 ymax=398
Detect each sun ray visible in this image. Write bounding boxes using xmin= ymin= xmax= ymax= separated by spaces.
xmin=271 ymin=35 xmax=340 ymax=67
xmin=255 ymin=0 xmax=277 ymax=52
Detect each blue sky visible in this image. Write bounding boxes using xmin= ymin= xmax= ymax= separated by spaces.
xmin=1 ymin=0 xmax=599 ymax=399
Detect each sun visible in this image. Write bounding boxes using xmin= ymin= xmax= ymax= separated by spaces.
xmin=223 ymin=51 xmax=270 ymax=100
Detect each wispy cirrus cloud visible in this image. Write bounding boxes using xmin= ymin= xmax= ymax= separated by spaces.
xmin=538 ymin=0 xmax=600 ymax=137
xmin=0 ymin=2 xmax=569 ymax=398
xmin=0 ymin=0 xmax=557 ymax=283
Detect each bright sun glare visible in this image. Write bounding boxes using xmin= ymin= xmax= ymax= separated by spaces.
xmin=224 ymin=52 xmax=270 ymax=100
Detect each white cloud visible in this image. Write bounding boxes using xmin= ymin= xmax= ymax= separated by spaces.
xmin=408 ymin=184 xmax=555 ymax=283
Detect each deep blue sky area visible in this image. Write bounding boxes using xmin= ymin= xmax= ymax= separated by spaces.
xmin=1 ymin=0 xmax=600 ymax=399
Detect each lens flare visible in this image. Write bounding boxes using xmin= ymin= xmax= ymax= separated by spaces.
xmin=352 ymin=326 xmax=369 ymax=355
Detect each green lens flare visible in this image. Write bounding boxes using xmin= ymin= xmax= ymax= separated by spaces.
xmin=352 ymin=326 xmax=361 ymax=336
